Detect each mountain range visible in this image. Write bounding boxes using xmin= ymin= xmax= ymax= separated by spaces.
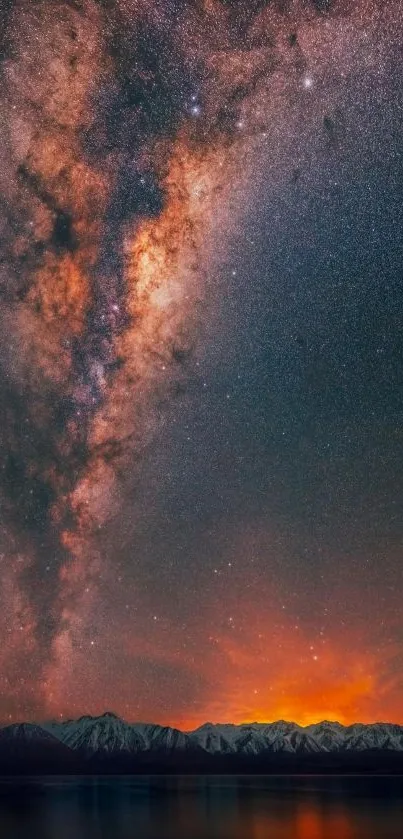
xmin=1 ymin=713 xmax=403 ymax=774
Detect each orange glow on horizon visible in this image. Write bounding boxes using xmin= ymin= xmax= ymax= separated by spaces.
xmin=167 ymin=599 xmax=403 ymax=731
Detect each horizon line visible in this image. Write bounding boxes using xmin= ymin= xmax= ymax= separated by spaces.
xmin=1 ymin=712 xmax=402 ymax=731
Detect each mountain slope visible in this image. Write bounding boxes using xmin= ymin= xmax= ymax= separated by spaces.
xmin=0 ymin=722 xmax=75 ymax=771
xmin=44 ymin=712 xmax=193 ymax=756
xmin=2 ymin=715 xmax=403 ymax=771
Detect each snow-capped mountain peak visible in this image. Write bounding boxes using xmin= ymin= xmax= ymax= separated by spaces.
xmin=3 ymin=716 xmax=403 ymax=758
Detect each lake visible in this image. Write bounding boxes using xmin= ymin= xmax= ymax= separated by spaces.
xmin=0 ymin=775 xmax=402 ymax=838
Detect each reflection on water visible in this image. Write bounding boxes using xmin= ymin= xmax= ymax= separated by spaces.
xmin=0 ymin=776 xmax=402 ymax=839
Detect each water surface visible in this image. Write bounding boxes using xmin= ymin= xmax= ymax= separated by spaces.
xmin=1 ymin=775 xmax=402 ymax=839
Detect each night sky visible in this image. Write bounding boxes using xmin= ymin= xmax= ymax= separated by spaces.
xmin=0 ymin=0 xmax=402 ymax=728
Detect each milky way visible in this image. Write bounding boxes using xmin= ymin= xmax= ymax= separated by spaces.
xmin=0 ymin=0 xmax=402 ymax=725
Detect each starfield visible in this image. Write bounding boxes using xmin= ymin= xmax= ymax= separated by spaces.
xmin=0 ymin=0 xmax=402 ymax=731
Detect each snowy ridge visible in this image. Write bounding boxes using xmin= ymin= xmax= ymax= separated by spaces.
xmin=43 ymin=712 xmax=191 ymax=755
xmin=2 ymin=714 xmax=402 ymax=757
xmin=185 ymin=719 xmax=403 ymax=755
